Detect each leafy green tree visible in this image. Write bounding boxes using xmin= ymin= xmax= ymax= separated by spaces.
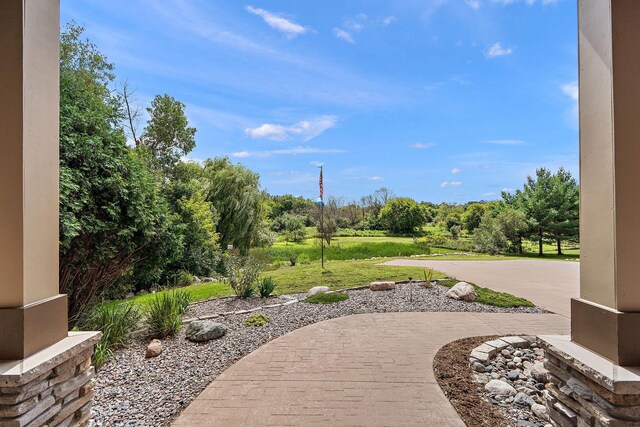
xmin=140 ymin=94 xmax=196 ymax=174
xmin=272 ymin=213 xmax=307 ymax=243
xmin=496 ymin=208 xmax=528 ymax=254
xmin=379 ymin=197 xmax=425 ymax=234
xmin=463 ymin=203 xmax=486 ymax=232
xmin=472 ymin=214 xmax=508 ymax=255
xmin=59 ymin=24 xmax=175 ymax=318
xmin=202 ymin=157 xmax=264 ymax=253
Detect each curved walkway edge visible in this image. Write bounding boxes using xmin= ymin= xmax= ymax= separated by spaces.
xmin=172 ymin=312 xmax=569 ymax=426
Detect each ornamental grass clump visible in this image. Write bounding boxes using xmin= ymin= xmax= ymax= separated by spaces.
xmin=79 ymin=302 xmax=140 ymax=367
xmin=146 ymin=289 xmax=193 ymax=338
xmin=257 ymin=277 xmax=277 ymax=298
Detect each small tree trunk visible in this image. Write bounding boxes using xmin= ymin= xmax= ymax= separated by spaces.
xmin=538 ymin=228 xmax=543 ymax=256
xmin=557 ymin=239 xmax=562 ymax=255
xmin=518 ymin=236 xmax=523 ymax=254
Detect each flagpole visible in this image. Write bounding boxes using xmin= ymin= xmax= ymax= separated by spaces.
xmin=315 ymin=164 xmax=325 ymax=269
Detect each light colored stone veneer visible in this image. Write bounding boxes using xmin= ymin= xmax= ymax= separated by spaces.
xmin=0 ymin=332 xmax=101 ymax=427
xmin=539 ymin=335 xmax=640 ymax=427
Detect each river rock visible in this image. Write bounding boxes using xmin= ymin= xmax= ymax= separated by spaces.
xmin=369 ymin=281 xmax=396 ymax=291
xmin=484 ymin=379 xmax=517 ymax=396
xmin=145 ymin=339 xmax=163 ymax=358
xmin=445 ymin=282 xmax=477 ymax=302
xmin=186 ymin=320 xmax=227 ymax=342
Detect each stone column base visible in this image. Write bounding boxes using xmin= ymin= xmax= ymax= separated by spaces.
xmin=538 ymin=335 xmax=640 ymax=427
xmin=0 ymin=331 xmax=101 ymax=427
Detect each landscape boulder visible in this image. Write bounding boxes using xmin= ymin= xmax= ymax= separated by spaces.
xmin=484 ymin=379 xmax=517 ymax=396
xmin=445 ymin=282 xmax=477 ymax=302
xmin=531 ymin=362 xmax=549 ymax=383
xmin=307 ymin=286 xmax=330 ymax=296
xmin=369 ymin=281 xmax=396 ymax=291
xmin=145 ymin=339 xmax=163 ymax=358
xmin=193 ymin=276 xmax=202 ymax=284
xmin=186 ymin=320 xmax=227 ymax=342
xmin=531 ymin=403 xmax=549 ymax=421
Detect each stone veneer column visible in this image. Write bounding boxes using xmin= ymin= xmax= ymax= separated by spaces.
xmin=1 ymin=1 xmax=101 ymax=426
xmin=539 ymin=1 xmax=640 ymax=426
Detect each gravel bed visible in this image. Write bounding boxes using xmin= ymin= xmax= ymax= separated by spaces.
xmin=93 ymin=283 xmax=548 ymax=426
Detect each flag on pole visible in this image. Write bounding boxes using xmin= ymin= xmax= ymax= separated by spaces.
xmin=319 ymin=166 xmax=324 ymax=201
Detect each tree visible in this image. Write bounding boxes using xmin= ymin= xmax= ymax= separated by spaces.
xmin=548 ymin=168 xmax=579 ymax=255
xmin=379 ymin=197 xmax=425 ymax=234
xmin=202 ymin=157 xmax=264 ymax=253
xmin=59 ymin=24 xmax=175 ymax=317
xmin=272 ymin=213 xmax=307 ymax=243
xmin=496 ymin=208 xmax=528 ymax=254
xmin=463 ymin=203 xmax=486 ymax=232
xmin=504 ymin=167 xmax=579 ymax=256
xmin=472 ymin=209 xmax=527 ymax=255
xmin=140 ymin=94 xmax=196 ymax=174
xmin=317 ymin=196 xmax=341 ymax=245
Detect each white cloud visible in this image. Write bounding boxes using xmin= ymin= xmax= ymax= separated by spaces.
xmin=333 ymin=28 xmax=355 ymax=44
xmin=231 ymin=146 xmax=346 ymax=158
xmin=466 ymin=0 xmax=481 ymax=9
xmin=382 ymin=16 xmax=397 ymax=26
xmin=485 ymin=42 xmax=513 ymax=58
xmin=410 ymin=142 xmax=436 ymax=149
xmin=230 ymin=151 xmax=251 ymax=158
xmin=440 ymin=181 xmax=463 ymax=188
xmin=369 ymin=176 xmax=385 ymax=181
xmin=494 ymin=0 xmax=559 ymax=5
xmin=451 ymin=167 xmax=462 ymax=174
xmin=482 ymin=192 xmax=497 ymax=197
xmin=562 ymin=81 xmax=579 ymax=126
xmin=245 ymin=116 xmax=337 ymax=142
xmin=502 ymin=187 xmax=515 ymax=193
xmin=245 ymin=6 xmax=309 ymax=38
xmin=486 ymin=139 xmax=525 ymax=145
xmin=310 ymin=161 xmax=324 ymax=167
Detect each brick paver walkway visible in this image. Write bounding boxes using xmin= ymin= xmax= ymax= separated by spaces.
xmin=173 ymin=312 xmax=569 ymax=426
xmin=383 ymin=259 xmax=579 ymax=318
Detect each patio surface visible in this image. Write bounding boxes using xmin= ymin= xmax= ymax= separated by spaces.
xmin=173 ymin=312 xmax=569 ymax=426
xmin=383 ymin=259 xmax=579 ymax=318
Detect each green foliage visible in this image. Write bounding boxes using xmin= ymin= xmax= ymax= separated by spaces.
xmin=272 ymin=213 xmax=307 ymax=242
xmin=175 ymin=271 xmax=195 ymax=288
xmin=450 ymin=225 xmax=462 ymax=239
xmin=78 ymin=303 xmax=140 ymax=367
xmin=59 ymin=24 xmax=176 ymax=318
xmin=203 ymin=158 xmax=265 ymax=253
xmin=504 ymin=167 xmax=579 ymax=256
xmin=423 ymin=269 xmax=434 ymax=288
xmin=257 ymin=277 xmax=277 ymax=298
xmin=305 ymin=292 xmax=349 ymax=304
xmin=422 ymin=236 xmax=475 ymax=252
xmin=297 ymin=253 xmax=311 ymax=264
xmin=379 ymin=198 xmax=426 ymax=234
xmin=145 ymin=289 xmax=192 ymax=338
xmin=438 ymin=279 xmax=534 ymax=308
xmin=224 ymin=253 xmax=264 ymax=298
xmin=141 ymin=94 xmax=196 ymax=173
xmin=462 ymin=203 xmax=486 ymax=232
xmin=244 ymin=313 xmax=270 ymax=326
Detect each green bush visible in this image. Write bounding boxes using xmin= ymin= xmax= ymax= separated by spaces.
xmin=256 ymin=242 xmax=431 ymax=263
xmin=175 ymin=271 xmax=194 ymax=287
xmin=224 ymin=253 xmax=264 ymax=298
xmin=297 ymin=253 xmax=311 ymax=264
xmin=244 ymin=313 xmax=270 ymax=326
xmin=257 ymin=277 xmax=277 ymax=298
xmin=78 ymin=303 xmax=140 ymax=367
xmin=145 ymin=289 xmax=192 ymax=338
xmin=305 ymin=292 xmax=349 ymax=304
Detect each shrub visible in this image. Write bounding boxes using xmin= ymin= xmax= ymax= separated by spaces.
xmin=224 ymin=253 xmax=264 ymax=298
xmin=379 ymin=198 xmax=426 ymax=233
xmin=78 ymin=303 xmax=140 ymax=367
xmin=175 ymin=270 xmax=194 ymax=287
xmin=289 ymin=254 xmax=298 ymax=266
xmin=297 ymin=253 xmax=311 ymax=264
xmin=244 ymin=313 xmax=270 ymax=326
xmin=305 ymin=292 xmax=349 ymax=304
xmin=257 ymin=277 xmax=277 ymax=298
xmin=145 ymin=289 xmax=192 ymax=338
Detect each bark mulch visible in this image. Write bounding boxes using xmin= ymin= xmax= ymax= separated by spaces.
xmin=433 ymin=335 xmax=510 ymax=427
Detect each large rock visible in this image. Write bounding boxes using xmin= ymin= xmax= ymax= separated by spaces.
xmin=531 ymin=403 xmax=549 ymax=421
xmin=369 ymin=281 xmax=396 ymax=291
xmin=307 ymin=286 xmax=330 ymax=296
xmin=186 ymin=320 xmax=227 ymax=342
xmin=531 ymin=362 xmax=549 ymax=383
xmin=445 ymin=282 xmax=477 ymax=302
xmin=484 ymin=379 xmax=517 ymax=396
xmin=145 ymin=339 xmax=163 ymax=358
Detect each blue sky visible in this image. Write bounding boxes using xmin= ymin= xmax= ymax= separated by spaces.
xmin=61 ymin=0 xmax=578 ymax=203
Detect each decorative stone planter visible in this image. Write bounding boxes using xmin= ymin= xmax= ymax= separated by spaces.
xmin=0 ymin=332 xmax=101 ymax=427
xmin=538 ymin=335 xmax=640 ymax=427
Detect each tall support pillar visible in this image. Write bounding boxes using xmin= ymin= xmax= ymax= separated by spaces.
xmin=0 ymin=0 xmax=68 ymax=360
xmin=572 ymin=0 xmax=640 ymax=366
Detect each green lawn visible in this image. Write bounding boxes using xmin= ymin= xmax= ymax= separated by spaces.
xmin=437 ymin=279 xmax=534 ymax=308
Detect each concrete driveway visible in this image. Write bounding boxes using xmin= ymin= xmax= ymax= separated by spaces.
xmin=382 ymin=259 xmax=579 ymax=318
